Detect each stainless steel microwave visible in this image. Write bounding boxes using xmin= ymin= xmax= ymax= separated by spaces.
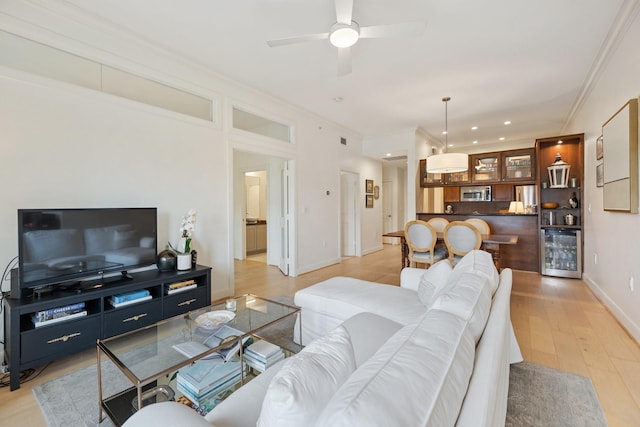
xmin=460 ymin=186 xmax=492 ymax=201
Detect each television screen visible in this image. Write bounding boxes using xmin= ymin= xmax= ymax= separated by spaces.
xmin=18 ymin=208 xmax=157 ymax=290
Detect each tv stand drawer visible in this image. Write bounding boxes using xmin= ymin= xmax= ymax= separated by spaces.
xmin=104 ymin=299 xmax=162 ymax=337
xmin=21 ymin=316 xmax=100 ymax=364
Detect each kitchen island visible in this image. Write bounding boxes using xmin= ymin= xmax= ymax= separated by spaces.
xmin=417 ymin=213 xmax=538 ymax=272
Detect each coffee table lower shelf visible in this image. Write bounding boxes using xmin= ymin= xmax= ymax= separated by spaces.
xmin=100 ymin=383 xmax=158 ymax=427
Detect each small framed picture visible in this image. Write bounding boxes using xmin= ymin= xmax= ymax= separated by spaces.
xmin=365 ymin=179 xmax=374 ymax=194
xmin=596 ymin=135 xmax=604 ymax=160
xmin=366 ymin=194 xmax=374 ymax=208
xmin=596 ymin=163 xmax=604 ymax=187
xmin=373 ymin=185 xmax=380 ymax=200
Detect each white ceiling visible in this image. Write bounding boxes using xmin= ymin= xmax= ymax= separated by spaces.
xmin=36 ymin=0 xmax=629 ymax=153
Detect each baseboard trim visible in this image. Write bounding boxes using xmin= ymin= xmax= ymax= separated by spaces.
xmin=583 ymin=273 xmax=640 ymax=345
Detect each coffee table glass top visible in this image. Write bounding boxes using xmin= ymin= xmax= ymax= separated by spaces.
xmin=97 ymin=294 xmax=299 ymax=385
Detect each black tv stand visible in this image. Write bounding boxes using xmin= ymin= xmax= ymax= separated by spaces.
xmin=3 ymin=265 xmax=212 ymax=391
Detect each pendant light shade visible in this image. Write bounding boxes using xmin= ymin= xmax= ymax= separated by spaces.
xmin=427 ymin=152 xmax=469 ymax=173
xmin=426 ymin=97 xmax=469 ymax=174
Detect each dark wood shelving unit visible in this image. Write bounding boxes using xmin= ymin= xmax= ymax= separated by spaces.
xmin=3 ymin=265 xmax=211 ymax=391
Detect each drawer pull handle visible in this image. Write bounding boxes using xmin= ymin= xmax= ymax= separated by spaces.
xmin=123 ymin=313 xmax=148 ymax=323
xmin=178 ymin=299 xmax=197 ymax=307
xmin=48 ymin=332 xmax=81 ymax=344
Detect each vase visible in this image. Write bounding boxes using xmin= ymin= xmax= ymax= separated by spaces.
xmin=177 ymin=253 xmax=192 ymax=271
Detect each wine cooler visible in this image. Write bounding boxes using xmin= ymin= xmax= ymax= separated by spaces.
xmin=540 ymin=228 xmax=582 ymax=278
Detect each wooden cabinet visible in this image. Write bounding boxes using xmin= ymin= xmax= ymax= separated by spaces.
xmin=471 ymin=152 xmax=501 ymax=183
xmin=246 ymin=223 xmax=267 ymax=254
xmin=444 ymin=186 xmax=460 ymax=202
xmin=502 ymin=148 xmax=535 ymax=182
xmin=3 ymin=266 xmax=212 ymax=390
xmin=493 ymin=184 xmax=514 ymax=201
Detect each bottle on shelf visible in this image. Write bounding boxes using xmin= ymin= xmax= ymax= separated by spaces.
xmin=569 ymin=192 xmax=579 ymax=209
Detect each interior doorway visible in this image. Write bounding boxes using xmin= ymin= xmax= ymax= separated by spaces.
xmin=233 ymin=150 xmax=292 ymax=277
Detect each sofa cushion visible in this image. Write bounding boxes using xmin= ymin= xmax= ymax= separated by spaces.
xmin=430 ymin=272 xmax=491 ymax=343
xmin=294 ymin=277 xmax=428 ymax=345
xmin=448 ymin=250 xmax=499 ymax=295
xmin=316 ymin=310 xmax=475 ymax=427
xmin=84 ymin=224 xmax=133 ymax=255
xmin=257 ymin=325 xmax=356 ymax=427
xmin=23 ymin=229 xmax=84 ymax=262
xmin=417 ymin=260 xmax=453 ymax=305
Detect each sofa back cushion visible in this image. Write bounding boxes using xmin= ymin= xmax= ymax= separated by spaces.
xmin=316 ymin=310 xmax=475 ymax=427
xmin=448 ymin=250 xmax=499 ymax=295
xmin=417 ymin=259 xmax=453 ymax=305
xmin=257 ymin=325 xmax=356 ymax=427
xmin=430 ymin=272 xmax=491 ymax=344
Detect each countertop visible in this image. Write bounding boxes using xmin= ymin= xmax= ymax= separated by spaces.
xmin=417 ymin=212 xmax=538 ymax=217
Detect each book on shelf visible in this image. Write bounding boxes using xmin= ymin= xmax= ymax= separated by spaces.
xmin=167 ymin=283 xmax=197 ymax=295
xmin=244 ymin=339 xmax=282 ymax=361
xmin=177 ymin=359 xmax=244 ymax=404
xmin=109 ymin=295 xmax=152 ymax=308
xmin=168 ymin=279 xmax=196 ymax=290
xmin=35 ymin=302 xmax=85 ymax=322
xmin=172 ymin=325 xmax=249 ymax=363
xmin=243 ymin=350 xmax=284 ymax=373
xmin=110 ymin=289 xmax=150 ymax=304
xmin=32 ymin=310 xmax=87 ymax=327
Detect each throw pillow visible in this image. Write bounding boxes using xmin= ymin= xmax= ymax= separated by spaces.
xmin=256 ymin=325 xmax=356 ymax=427
xmin=449 ymin=250 xmax=500 ymax=294
xmin=417 ymin=260 xmax=453 ymax=305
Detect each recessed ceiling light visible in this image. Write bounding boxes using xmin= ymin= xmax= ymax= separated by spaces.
xmin=471 ymin=126 xmax=478 ymax=130
xmin=386 ymin=153 xmax=392 ymax=157
xmin=333 ymin=96 xmax=343 ymax=102
xmin=499 ymin=137 xmax=505 ymax=141
xmin=504 ymin=121 xmax=511 ymax=125
xmin=472 ymin=140 xmax=478 ymax=144
xmin=448 ymin=144 xmax=454 ymax=147
xmin=442 ymin=131 xmax=448 ymax=135
xmin=557 ymin=140 xmax=563 ymax=144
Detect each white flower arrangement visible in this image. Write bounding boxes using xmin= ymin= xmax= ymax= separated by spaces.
xmin=170 ymin=209 xmax=197 ymax=254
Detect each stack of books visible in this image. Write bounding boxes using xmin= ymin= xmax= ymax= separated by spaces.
xmin=109 ymin=289 xmax=151 ymax=308
xmin=167 ymin=279 xmax=197 ymax=295
xmin=32 ymin=302 xmax=87 ymax=328
xmin=176 ymin=359 xmax=244 ymax=407
xmin=242 ymin=339 xmax=284 ymax=373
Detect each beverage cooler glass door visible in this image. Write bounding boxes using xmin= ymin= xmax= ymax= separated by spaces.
xmin=540 ymin=228 xmax=582 ymax=278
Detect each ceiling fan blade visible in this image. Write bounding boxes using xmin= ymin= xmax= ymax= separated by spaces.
xmin=337 ymin=47 xmax=352 ymax=76
xmin=335 ymin=0 xmax=353 ymax=24
xmin=359 ymin=21 xmax=426 ymax=39
xmin=267 ymin=32 xmax=329 ymax=47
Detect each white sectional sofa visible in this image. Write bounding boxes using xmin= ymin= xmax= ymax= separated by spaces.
xmin=124 ymin=250 xmax=521 ymax=427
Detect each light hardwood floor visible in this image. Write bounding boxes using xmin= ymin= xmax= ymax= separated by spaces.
xmin=1 ymin=244 xmax=639 ymax=426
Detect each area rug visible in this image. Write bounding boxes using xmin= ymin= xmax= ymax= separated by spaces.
xmin=506 ymin=361 xmax=607 ymax=427
xmin=34 ymin=305 xmax=606 ymax=426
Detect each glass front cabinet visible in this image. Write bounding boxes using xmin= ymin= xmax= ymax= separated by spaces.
xmin=471 ymin=153 xmax=501 ymax=183
xmin=502 ymin=148 xmax=535 ymax=181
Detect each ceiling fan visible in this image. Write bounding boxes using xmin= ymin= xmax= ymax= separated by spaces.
xmin=266 ymin=0 xmax=426 ymax=76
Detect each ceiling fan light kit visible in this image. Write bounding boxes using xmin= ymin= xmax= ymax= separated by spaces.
xmin=329 ymin=22 xmax=360 ymax=48
xmin=426 ymin=97 xmax=469 ymax=174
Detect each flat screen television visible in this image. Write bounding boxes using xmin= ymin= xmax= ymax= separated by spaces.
xmin=17 ymin=208 xmax=157 ymax=294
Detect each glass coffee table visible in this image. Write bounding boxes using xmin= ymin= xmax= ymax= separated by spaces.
xmin=97 ymin=294 xmax=301 ymax=426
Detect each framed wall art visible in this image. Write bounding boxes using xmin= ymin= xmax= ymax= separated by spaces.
xmin=596 ymin=163 xmax=604 ymax=187
xmin=596 ymin=135 xmax=603 ymax=160
xmin=366 ymin=194 xmax=374 ymax=208
xmin=602 ymin=98 xmax=638 ymax=213
xmin=365 ymin=179 xmax=374 ymax=194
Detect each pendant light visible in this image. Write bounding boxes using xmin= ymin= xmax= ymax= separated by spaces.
xmin=426 ymin=97 xmax=469 ymax=173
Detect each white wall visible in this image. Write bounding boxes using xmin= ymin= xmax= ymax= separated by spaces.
xmin=566 ymin=9 xmax=640 ymax=342
xmin=0 ymin=9 xmax=380 ymax=349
